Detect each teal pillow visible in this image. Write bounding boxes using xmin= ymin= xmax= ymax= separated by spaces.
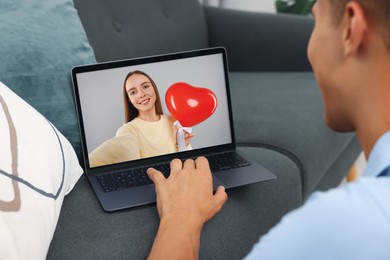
xmin=0 ymin=0 xmax=96 ymax=162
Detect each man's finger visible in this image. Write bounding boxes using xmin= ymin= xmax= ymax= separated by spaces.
xmin=195 ymin=156 xmax=210 ymax=171
xmin=147 ymin=168 xmax=165 ymax=184
xmin=183 ymin=158 xmax=195 ymax=169
xmin=213 ymin=186 xmax=228 ymax=212
xmin=170 ymin=158 xmax=183 ymax=177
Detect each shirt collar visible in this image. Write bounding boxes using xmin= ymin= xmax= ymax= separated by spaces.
xmin=362 ymin=131 xmax=390 ymax=177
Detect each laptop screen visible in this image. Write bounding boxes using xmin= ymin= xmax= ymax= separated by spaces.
xmin=72 ymin=48 xmax=234 ymax=169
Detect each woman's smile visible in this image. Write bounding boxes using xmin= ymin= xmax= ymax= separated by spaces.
xmin=139 ymin=98 xmax=150 ymax=105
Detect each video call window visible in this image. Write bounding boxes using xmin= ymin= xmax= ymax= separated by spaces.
xmin=75 ymin=53 xmax=233 ymax=168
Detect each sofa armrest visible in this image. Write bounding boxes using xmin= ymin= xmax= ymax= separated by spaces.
xmin=203 ymin=6 xmax=314 ymax=72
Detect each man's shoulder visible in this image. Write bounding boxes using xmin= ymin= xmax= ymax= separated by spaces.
xmin=245 ymin=177 xmax=390 ymax=259
xmin=306 ymin=177 xmax=390 ymax=219
xmin=295 ymin=178 xmax=390 ymax=256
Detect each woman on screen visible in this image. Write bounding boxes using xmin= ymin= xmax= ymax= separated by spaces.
xmin=89 ymin=70 xmax=193 ymax=167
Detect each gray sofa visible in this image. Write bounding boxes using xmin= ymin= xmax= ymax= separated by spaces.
xmin=47 ymin=0 xmax=361 ymax=259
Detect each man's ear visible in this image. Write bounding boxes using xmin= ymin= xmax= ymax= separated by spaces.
xmin=342 ymin=2 xmax=368 ymax=57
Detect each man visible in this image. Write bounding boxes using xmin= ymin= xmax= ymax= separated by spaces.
xmin=146 ymin=0 xmax=390 ymax=259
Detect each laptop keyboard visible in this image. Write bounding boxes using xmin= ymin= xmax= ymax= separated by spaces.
xmin=96 ymin=151 xmax=251 ymax=192
xmin=207 ymin=151 xmax=251 ymax=172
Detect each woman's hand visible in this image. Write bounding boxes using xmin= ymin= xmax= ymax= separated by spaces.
xmin=184 ymin=131 xmax=194 ymax=146
xmin=175 ymin=130 xmax=195 ymax=147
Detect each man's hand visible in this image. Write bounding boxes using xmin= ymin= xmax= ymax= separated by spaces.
xmin=147 ymin=157 xmax=227 ymax=260
xmin=147 ymin=156 xmax=227 ymax=222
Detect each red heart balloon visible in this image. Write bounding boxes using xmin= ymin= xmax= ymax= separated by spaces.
xmin=165 ymin=82 xmax=218 ymax=127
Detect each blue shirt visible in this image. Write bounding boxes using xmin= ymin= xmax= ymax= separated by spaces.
xmin=245 ymin=131 xmax=390 ymax=260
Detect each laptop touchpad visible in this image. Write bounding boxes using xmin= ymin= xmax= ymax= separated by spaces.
xmin=212 ymin=174 xmax=226 ymax=191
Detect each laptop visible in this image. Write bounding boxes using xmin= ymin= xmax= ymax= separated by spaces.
xmin=71 ymin=47 xmax=276 ymax=211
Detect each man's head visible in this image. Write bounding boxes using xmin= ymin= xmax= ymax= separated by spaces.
xmin=307 ymin=0 xmax=390 ymax=132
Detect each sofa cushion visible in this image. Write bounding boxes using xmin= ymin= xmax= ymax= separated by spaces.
xmin=74 ymin=0 xmax=209 ymax=62
xmin=0 ymin=82 xmax=83 ymax=259
xmin=47 ymin=147 xmax=301 ymax=260
xmin=0 ymin=0 xmax=96 ymax=161
xmin=204 ymin=7 xmax=314 ymax=72
xmin=229 ymin=72 xmax=360 ymax=198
